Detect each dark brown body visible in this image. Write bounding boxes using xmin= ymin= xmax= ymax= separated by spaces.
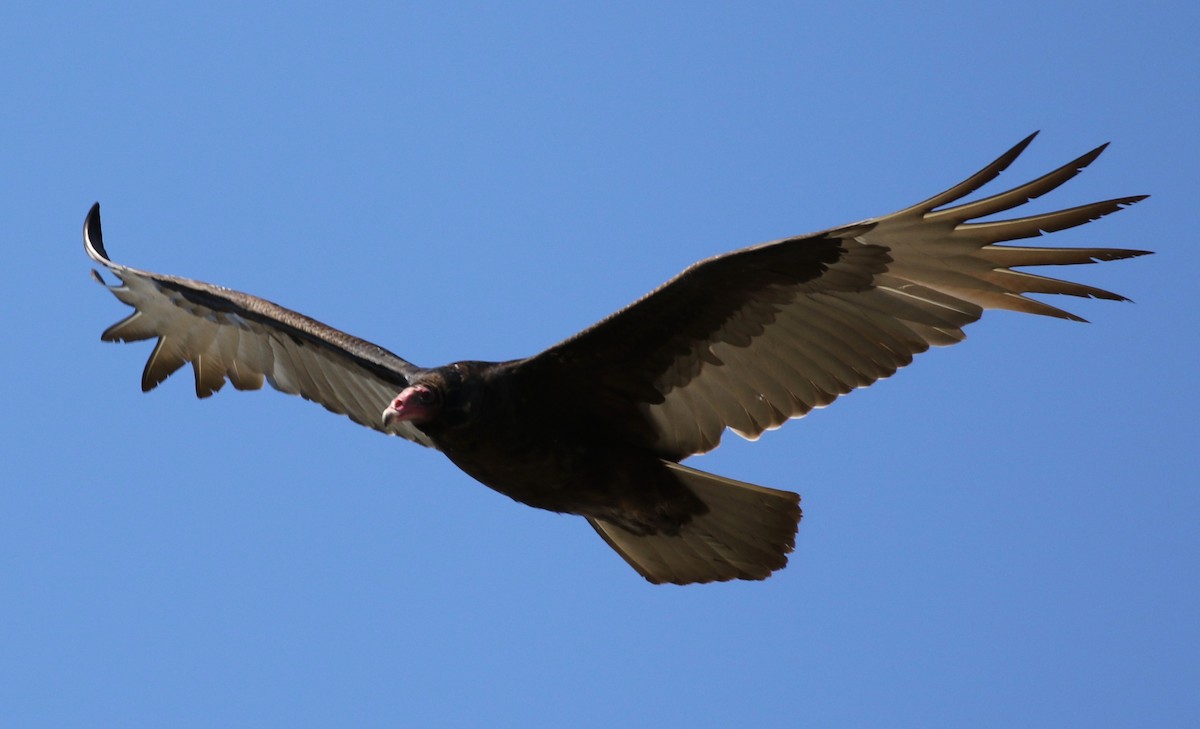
xmin=413 ymin=361 xmax=707 ymax=536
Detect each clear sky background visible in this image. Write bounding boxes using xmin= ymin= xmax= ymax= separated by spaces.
xmin=3 ymin=2 xmax=1196 ymax=727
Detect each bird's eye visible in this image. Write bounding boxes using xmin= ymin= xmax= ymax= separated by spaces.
xmin=416 ymin=387 xmax=437 ymax=405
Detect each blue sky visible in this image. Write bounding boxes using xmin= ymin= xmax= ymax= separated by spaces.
xmin=4 ymin=2 xmax=1197 ymax=727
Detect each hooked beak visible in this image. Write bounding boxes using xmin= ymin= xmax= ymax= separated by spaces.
xmin=382 ymin=404 xmax=403 ymax=428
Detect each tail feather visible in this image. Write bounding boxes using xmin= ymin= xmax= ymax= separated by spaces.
xmin=588 ymin=462 xmax=801 ymax=585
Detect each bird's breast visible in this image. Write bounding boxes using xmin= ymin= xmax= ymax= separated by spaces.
xmin=435 ymin=427 xmax=704 ymax=533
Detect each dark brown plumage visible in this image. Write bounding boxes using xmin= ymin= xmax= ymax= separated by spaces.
xmin=84 ymin=134 xmax=1148 ymax=584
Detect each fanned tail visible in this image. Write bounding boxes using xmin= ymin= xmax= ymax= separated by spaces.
xmin=589 ymin=462 xmax=800 ymax=585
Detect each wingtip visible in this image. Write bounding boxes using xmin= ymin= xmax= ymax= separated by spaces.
xmin=1001 ymin=131 xmax=1039 ymax=163
xmin=83 ymin=202 xmax=110 ymax=263
xmin=1072 ymin=141 xmax=1110 ymax=171
xmin=1114 ymin=194 xmax=1151 ymax=217
xmin=993 ymin=131 xmax=1039 ymax=173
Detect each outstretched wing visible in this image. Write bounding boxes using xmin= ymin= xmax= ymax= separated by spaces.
xmin=524 ymin=133 xmax=1149 ymax=459
xmin=84 ymin=204 xmax=434 ymax=448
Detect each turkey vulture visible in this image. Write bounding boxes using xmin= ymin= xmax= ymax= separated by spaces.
xmin=85 ymin=133 xmax=1148 ymax=585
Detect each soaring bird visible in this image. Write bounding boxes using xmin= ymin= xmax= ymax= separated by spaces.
xmin=85 ymin=134 xmax=1148 ymax=585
